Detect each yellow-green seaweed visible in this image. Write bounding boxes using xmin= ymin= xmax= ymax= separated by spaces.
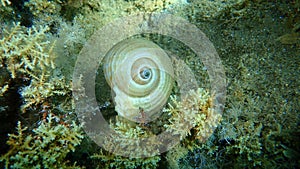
xmin=0 ymin=113 xmax=84 ymax=169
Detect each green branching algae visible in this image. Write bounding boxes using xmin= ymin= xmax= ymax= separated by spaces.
xmin=0 ymin=113 xmax=83 ymax=168
xmin=163 ymin=88 xmax=221 ymax=142
xmin=0 ymin=22 xmax=70 ymax=111
xmin=91 ymin=116 xmax=161 ymax=169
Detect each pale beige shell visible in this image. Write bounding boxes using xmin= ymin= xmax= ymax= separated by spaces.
xmin=103 ymin=38 xmax=174 ymax=122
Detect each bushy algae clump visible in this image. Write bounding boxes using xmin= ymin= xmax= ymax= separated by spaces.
xmin=0 ymin=113 xmax=83 ymax=168
xmin=0 ymin=22 xmax=70 ymax=111
xmin=164 ymin=88 xmax=221 ymax=142
xmin=91 ymin=116 xmax=161 ymax=169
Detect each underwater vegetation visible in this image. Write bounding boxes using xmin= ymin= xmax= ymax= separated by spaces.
xmin=0 ymin=113 xmax=83 ymax=168
xmin=0 ymin=0 xmax=299 ymax=168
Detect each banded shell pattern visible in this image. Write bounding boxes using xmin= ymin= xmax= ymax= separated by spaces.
xmin=103 ymin=38 xmax=174 ymax=122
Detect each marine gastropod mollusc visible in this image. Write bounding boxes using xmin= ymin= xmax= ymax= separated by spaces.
xmin=103 ymin=38 xmax=174 ymax=122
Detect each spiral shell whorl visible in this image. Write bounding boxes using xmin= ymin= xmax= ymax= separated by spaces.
xmin=103 ymin=38 xmax=174 ymax=121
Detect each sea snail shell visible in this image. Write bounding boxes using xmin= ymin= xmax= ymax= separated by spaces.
xmin=103 ymin=38 xmax=174 ymax=122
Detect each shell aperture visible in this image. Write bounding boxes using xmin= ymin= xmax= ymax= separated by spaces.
xmin=103 ymin=38 xmax=174 ymax=122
